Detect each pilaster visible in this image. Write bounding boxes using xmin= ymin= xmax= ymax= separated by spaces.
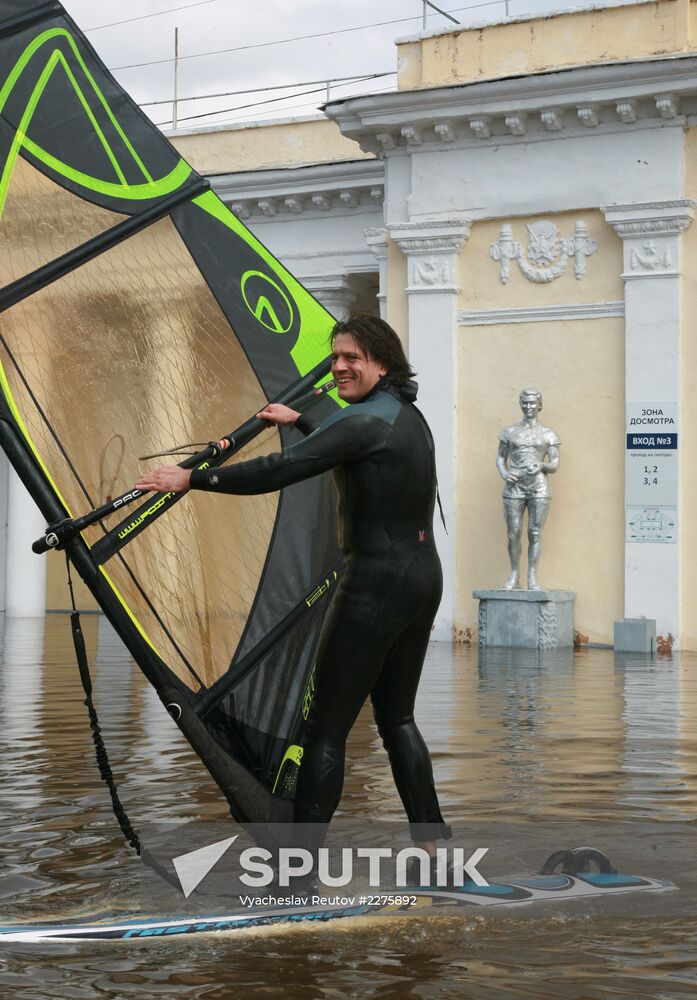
xmin=603 ymin=199 xmax=695 ymax=642
xmin=364 ymin=228 xmax=388 ymax=318
xmin=388 ymin=217 xmax=470 ymax=640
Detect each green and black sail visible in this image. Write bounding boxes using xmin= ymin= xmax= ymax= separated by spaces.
xmin=0 ymin=1 xmax=343 ymax=824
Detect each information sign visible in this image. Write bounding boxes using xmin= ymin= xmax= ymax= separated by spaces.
xmin=625 ymin=402 xmax=678 ymax=543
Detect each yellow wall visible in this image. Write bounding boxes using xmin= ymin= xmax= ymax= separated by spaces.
xmin=171 ymin=118 xmax=371 ymax=174
xmin=456 ymin=212 xmax=625 ymax=642
xmin=399 ymin=0 xmax=696 ymax=90
xmin=386 ymin=238 xmax=409 ymax=349
xmin=468 ymin=212 xmax=622 ymax=310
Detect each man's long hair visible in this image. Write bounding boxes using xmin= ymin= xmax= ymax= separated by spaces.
xmin=331 ymin=314 xmax=415 ymax=384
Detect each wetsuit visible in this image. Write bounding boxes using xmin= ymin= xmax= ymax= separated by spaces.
xmin=190 ymin=379 xmax=450 ymax=842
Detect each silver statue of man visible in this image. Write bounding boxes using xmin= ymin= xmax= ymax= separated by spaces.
xmin=496 ymin=389 xmax=560 ymax=590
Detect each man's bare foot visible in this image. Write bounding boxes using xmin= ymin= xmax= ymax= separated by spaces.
xmin=504 ymin=571 xmax=519 ymax=590
xmin=527 ymin=571 xmax=540 ymax=590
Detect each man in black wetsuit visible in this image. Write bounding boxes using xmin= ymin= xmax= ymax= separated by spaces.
xmin=136 ymin=315 xmax=451 ymax=867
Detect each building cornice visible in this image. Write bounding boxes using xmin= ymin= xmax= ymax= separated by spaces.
xmin=166 ymin=113 xmax=326 ymax=139
xmin=602 ymin=199 xmax=696 ymax=236
xmin=388 ymin=218 xmax=470 ymax=254
xmin=325 ymin=55 xmax=697 ymax=154
xmin=210 ymin=159 xmax=384 ymax=220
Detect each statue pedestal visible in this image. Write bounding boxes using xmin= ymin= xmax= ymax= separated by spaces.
xmin=473 ymin=589 xmax=576 ymax=649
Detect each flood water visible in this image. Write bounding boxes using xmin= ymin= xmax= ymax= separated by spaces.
xmin=1 ymin=613 xmax=696 ymax=998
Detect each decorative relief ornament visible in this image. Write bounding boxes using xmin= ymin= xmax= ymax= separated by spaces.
xmin=376 ymin=131 xmax=396 ymax=151
xmin=577 ymin=106 xmax=599 ymax=128
xmin=630 ymin=240 xmax=672 ymax=271
xmin=489 ymin=220 xmax=598 ymax=284
xmin=230 ymin=201 xmax=251 ymax=220
xmin=469 ymin=117 xmax=491 ymax=139
xmin=413 ymin=258 xmax=452 ymax=286
xmin=616 ymin=100 xmax=637 ymax=124
xmin=505 ymin=113 xmax=527 ymax=136
xmin=655 ymin=95 xmax=678 ymax=119
xmin=540 ymin=109 xmax=563 ymax=132
xmin=284 ymin=197 xmax=303 ymax=214
xmin=401 ymin=125 xmax=422 ymax=146
xmin=434 ymin=122 xmax=456 ymax=143
xmin=257 ymin=199 xmax=276 ymax=216
xmin=538 ymin=603 xmax=558 ymax=650
xmin=478 ymin=602 xmax=487 ymax=644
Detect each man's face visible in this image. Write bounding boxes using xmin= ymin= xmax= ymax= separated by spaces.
xmin=520 ymin=394 xmax=541 ymax=419
xmin=331 ymin=333 xmax=387 ymax=403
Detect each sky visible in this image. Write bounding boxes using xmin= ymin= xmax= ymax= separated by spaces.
xmin=61 ymin=0 xmax=636 ymax=132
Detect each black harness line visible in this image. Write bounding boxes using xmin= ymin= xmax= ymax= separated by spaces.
xmin=65 ymin=555 xmax=181 ymax=890
xmin=66 ymin=554 xmax=141 ymax=854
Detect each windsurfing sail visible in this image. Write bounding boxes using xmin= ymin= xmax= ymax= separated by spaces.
xmin=0 ymin=1 xmax=343 ymax=825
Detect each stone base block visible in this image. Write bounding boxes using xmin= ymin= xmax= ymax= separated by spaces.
xmin=613 ymin=618 xmax=656 ymax=653
xmin=473 ymin=589 xmax=576 ymax=649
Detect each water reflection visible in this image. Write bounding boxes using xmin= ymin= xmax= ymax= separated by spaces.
xmin=477 ymin=644 xmax=575 ymax=675
xmin=1 ymin=616 xmax=45 ymax=810
xmin=620 ymin=651 xmax=684 ymax=817
xmin=93 ymin=612 xmax=134 ymax=734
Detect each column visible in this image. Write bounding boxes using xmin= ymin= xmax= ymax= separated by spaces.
xmin=5 ymin=467 xmax=47 ymax=617
xmin=603 ymin=200 xmax=695 ymax=643
xmin=364 ymin=228 xmax=388 ymax=319
xmin=301 ymin=274 xmax=355 ymax=321
xmin=388 ymin=217 xmax=470 ymax=641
